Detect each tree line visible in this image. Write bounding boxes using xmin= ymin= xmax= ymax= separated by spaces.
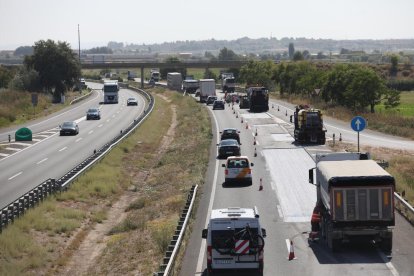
xmin=239 ymin=60 xmax=400 ymax=113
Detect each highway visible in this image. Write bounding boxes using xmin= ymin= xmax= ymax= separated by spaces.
xmin=0 ymin=82 xmax=147 ymax=209
xmin=180 ymin=94 xmax=414 ymax=276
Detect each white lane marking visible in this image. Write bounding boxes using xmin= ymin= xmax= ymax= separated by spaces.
xmin=378 ymin=250 xmax=400 ymax=276
xmin=112 ymin=114 xmax=116 ymax=118
xmin=59 ymin=147 xmax=67 ymax=152
xmin=5 ymin=147 xmax=20 ymax=151
xmin=277 ymin=205 xmax=284 ymax=218
xmin=88 ymin=130 xmax=93 ymax=134
xmin=0 ymin=153 xmax=9 ymax=157
xmin=32 ymin=138 xmax=41 ymax=142
xmin=12 ymin=142 xmax=31 ymax=147
xmin=75 ymin=138 xmax=82 ymax=142
xmin=9 ymin=171 xmax=22 ymax=180
xmin=98 ymin=124 xmax=103 ymax=128
xmin=196 ymin=108 xmax=220 ymax=274
xmin=106 ymin=119 xmax=110 ymax=122
xmin=37 ymin=158 xmax=48 ymax=164
xmin=32 ymin=134 xmax=49 ymax=138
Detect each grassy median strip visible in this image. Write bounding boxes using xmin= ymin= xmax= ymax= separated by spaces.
xmin=0 ymin=88 xmax=211 ymax=275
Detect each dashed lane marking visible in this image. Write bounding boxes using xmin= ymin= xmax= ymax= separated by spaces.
xmin=8 ymin=171 xmax=22 ymax=180
xmin=5 ymin=147 xmax=20 ymax=151
xmin=75 ymin=138 xmax=82 ymax=142
xmin=0 ymin=153 xmax=9 ymax=157
xmin=98 ymin=124 xmax=103 ymax=128
xmin=88 ymin=130 xmax=93 ymax=134
xmin=59 ymin=147 xmax=67 ymax=152
xmin=36 ymin=158 xmax=48 ymax=165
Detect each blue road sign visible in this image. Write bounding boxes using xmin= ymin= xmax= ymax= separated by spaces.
xmin=351 ymin=116 xmax=366 ymax=132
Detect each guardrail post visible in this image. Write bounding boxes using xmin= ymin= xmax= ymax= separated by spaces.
xmin=13 ymin=202 xmax=20 ymax=218
xmin=7 ymin=206 xmax=14 ymax=223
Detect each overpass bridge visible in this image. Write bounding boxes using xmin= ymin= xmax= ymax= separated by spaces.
xmin=81 ymin=60 xmax=248 ymax=88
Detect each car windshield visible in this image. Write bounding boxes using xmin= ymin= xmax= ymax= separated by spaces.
xmin=223 ymin=129 xmax=237 ymax=134
xmin=88 ymin=109 xmax=98 ymax=113
xmin=227 ymin=159 xmax=249 ymax=168
xmin=220 ymin=140 xmax=238 ymax=146
xmin=62 ymin=122 xmax=74 ymax=127
xmin=128 ymin=98 xmax=136 ymax=101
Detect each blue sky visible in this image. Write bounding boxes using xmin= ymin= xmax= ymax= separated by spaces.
xmin=0 ymin=0 xmax=413 ymax=50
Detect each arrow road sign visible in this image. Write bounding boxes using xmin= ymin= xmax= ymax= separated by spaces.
xmin=351 ymin=116 xmax=366 ymax=132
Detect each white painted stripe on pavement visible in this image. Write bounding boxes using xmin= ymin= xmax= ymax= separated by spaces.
xmin=88 ymin=130 xmax=93 ymax=134
xmin=59 ymin=147 xmax=67 ymax=152
xmin=37 ymin=158 xmax=48 ymax=164
xmin=32 ymin=135 xmax=49 ymax=138
xmin=277 ymin=205 xmax=284 ymax=218
xmin=75 ymin=138 xmax=82 ymax=142
xmin=32 ymin=138 xmax=41 ymax=142
xmin=12 ymin=142 xmax=31 ymax=146
xmin=5 ymin=147 xmax=20 ymax=151
xmin=0 ymin=153 xmax=9 ymax=157
xmin=9 ymin=171 xmax=22 ymax=180
xmin=378 ymin=250 xmax=400 ymax=276
xmin=196 ymin=108 xmax=221 ymax=274
xmin=98 ymin=124 xmax=103 ymax=128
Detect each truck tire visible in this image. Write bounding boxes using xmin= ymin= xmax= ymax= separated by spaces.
xmin=380 ymin=238 xmax=392 ymax=253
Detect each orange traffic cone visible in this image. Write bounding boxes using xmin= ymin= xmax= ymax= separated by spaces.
xmin=278 ymin=106 xmax=280 ymax=111
xmin=259 ymin=178 xmax=263 ymax=191
xmin=254 ymin=147 xmax=257 ymax=157
xmin=253 ymin=137 xmax=256 ymax=145
xmin=288 ymin=240 xmax=296 ymax=260
xmin=245 ymin=122 xmax=248 ymax=129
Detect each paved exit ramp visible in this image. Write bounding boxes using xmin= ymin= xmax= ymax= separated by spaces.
xmin=263 ymin=148 xmax=316 ymax=222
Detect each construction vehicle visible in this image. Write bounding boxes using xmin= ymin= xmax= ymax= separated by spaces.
xmin=246 ymin=86 xmax=269 ymax=112
xmin=199 ymin=79 xmax=216 ymax=103
xmin=167 ymin=72 xmax=182 ymax=91
xmin=182 ymin=78 xmax=200 ymax=93
xmin=221 ymin=72 xmax=235 ymax=93
xmin=290 ymin=105 xmax=326 ymax=144
xmin=239 ymin=95 xmax=250 ymax=109
xmin=308 ymin=152 xmax=395 ymax=253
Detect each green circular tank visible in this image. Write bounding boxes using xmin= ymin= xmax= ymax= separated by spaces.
xmin=15 ymin=127 xmax=32 ymax=141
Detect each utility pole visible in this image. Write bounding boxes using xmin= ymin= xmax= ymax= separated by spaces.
xmin=78 ymin=24 xmax=82 ymax=92
xmin=78 ymin=24 xmax=81 ymax=65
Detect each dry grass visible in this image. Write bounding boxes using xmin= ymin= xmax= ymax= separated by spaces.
xmin=0 ymin=89 xmax=90 ymax=128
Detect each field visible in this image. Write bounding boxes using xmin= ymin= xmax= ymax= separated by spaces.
xmin=376 ymin=91 xmax=414 ymax=117
xmin=0 ymin=89 xmax=90 ymax=128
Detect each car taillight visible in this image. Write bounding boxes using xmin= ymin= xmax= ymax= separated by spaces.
xmin=225 ymin=169 xmax=228 ymax=175
xmin=207 ymin=246 xmax=212 ymax=263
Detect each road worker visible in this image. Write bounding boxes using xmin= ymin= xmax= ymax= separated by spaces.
xmin=309 ymin=203 xmax=322 ymax=242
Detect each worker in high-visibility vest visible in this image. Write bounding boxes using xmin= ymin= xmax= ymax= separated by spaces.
xmin=309 ymin=203 xmax=322 ymax=242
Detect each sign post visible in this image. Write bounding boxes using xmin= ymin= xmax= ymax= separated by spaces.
xmin=350 ymin=116 xmax=366 ymax=152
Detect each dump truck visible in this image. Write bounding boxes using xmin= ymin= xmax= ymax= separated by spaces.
xmin=290 ymin=105 xmax=326 ymax=144
xmin=199 ymin=79 xmax=216 ymax=103
xmin=308 ymin=152 xmax=395 ymax=253
xmin=167 ymin=72 xmax=182 ymax=91
xmin=246 ymin=86 xmax=269 ymax=112
xmin=221 ymin=73 xmax=235 ymax=93
xmin=182 ymin=79 xmax=200 ymax=93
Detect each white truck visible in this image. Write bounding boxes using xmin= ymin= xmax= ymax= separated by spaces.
xmin=202 ymin=207 xmax=266 ymax=275
xmin=103 ymin=80 xmax=119 ymax=104
xmin=221 ymin=72 xmax=235 ymax=93
xmin=167 ymin=72 xmax=182 ymax=91
xmin=150 ymin=70 xmax=160 ymax=82
xmin=309 ymin=152 xmax=395 ymax=252
xmin=199 ymin=79 xmax=216 ymax=103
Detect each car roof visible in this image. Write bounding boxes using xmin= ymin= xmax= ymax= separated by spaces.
xmin=210 ymin=207 xmax=258 ymax=220
xmin=227 ymin=155 xmax=249 ymax=160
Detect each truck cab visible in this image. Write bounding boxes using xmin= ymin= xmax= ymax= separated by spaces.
xmin=202 ymin=207 xmax=266 ymax=275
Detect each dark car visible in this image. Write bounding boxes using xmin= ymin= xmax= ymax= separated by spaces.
xmin=86 ymin=108 xmax=101 ymax=120
xmin=127 ymin=97 xmax=138 ymax=106
xmin=217 ymin=139 xmax=241 ymax=159
xmin=212 ymin=100 xmax=225 ymax=110
xmin=60 ymin=121 xmax=79 ymax=136
xmin=206 ymin=96 xmax=218 ymax=105
xmin=220 ymin=128 xmax=241 ymax=144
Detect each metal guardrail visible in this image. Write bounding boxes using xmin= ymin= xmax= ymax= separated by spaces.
xmin=0 ymin=87 xmax=154 ymax=233
xmin=394 ymin=192 xmax=414 ymax=225
xmin=154 ymin=185 xmax=198 ymax=276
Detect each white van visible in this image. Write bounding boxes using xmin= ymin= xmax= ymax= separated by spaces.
xmin=222 ymin=156 xmax=254 ymax=185
xmin=202 ymin=207 xmax=266 ymax=275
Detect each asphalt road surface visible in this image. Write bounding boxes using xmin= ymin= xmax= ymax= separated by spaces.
xmin=0 ymin=82 xmax=147 ymax=209
xmin=180 ymin=94 xmax=414 ymax=276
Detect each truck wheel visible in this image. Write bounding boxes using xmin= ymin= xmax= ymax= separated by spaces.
xmin=380 ymin=238 xmax=392 ymax=253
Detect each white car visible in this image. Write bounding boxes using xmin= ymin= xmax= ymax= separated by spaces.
xmin=222 ymin=156 xmax=254 ymax=185
xmin=202 ymin=207 xmax=266 ymax=275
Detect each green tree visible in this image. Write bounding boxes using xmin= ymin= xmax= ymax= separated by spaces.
xmin=24 ymin=39 xmax=80 ymax=101
xmin=390 ymin=55 xmax=398 ymax=76
xmin=160 ymin=57 xmax=187 ymax=79
xmin=218 ymin=47 xmax=239 ymax=61
xmin=293 ymin=51 xmax=304 ymax=61
xmin=203 ymin=68 xmax=217 ymax=80
xmin=239 ymin=60 xmax=274 ymax=88
xmin=0 ymin=66 xmax=15 ymax=88
xmin=288 ymin=43 xmax=295 ymax=59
